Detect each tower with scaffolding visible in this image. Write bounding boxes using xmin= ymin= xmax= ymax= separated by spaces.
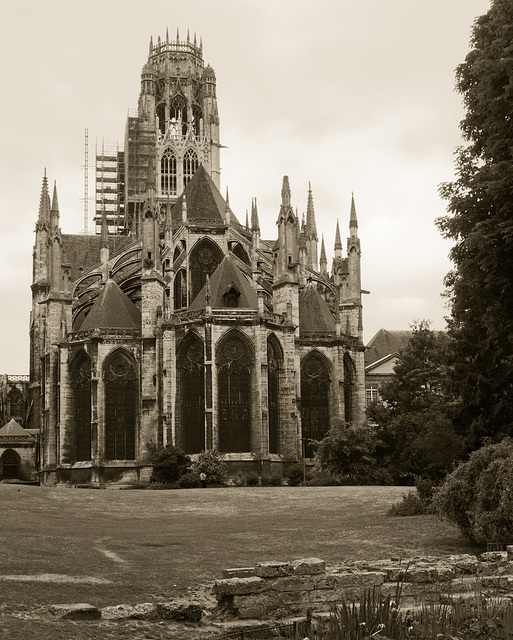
xmin=94 ymin=141 xmax=125 ymax=235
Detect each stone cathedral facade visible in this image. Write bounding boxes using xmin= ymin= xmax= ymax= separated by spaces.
xmin=30 ymin=31 xmax=366 ymax=486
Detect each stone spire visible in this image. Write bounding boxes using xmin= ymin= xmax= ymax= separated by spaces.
xmin=37 ymin=169 xmax=51 ymax=229
xmin=251 ymin=198 xmax=260 ymax=232
xmin=50 ymin=180 xmax=60 ymax=232
xmin=334 ymin=219 xmax=342 ymax=259
xmin=319 ymin=235 xmax=327 ymax=275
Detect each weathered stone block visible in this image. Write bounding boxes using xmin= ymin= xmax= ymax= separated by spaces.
xmin=222 ymin=567 xmax=255 ymax=579
xmin=292 ymin=558 xmax=325 ymax=575
xmin=447 ymin=554 xmax=480 ymax=575
xmin=101 ymin=603 xmax=157 ymax=620
xmin=49 ymin=603 xmax=101 ymax=620
xmin=155 ymin=600 xmax=203 ymax=622
xmin=232 ymin=592 xmax=281 ymax=619
xmin=214 ymin=576 xmax=270 ymax=596
xmin=271 ymin=575 xmax=314 ymax=592
xmin=331 ymin=571 xmax=386 ymax=589
xmin=313 ymin=574 xmax=336 ymax=590
xmin=255 ymin=561 xmax=293 ymax=578
xmin=480 ymin=551 xmax=507 ymax=563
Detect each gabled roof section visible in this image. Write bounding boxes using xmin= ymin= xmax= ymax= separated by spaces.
xmin=299 ymin=284 xmax=336 ymax=333
xmin=0 ymin=419 xmax=32 ymax=438
xmin=79 ymin=279 xmax=141 ymax=331
xmin=365 ymin=329 xmax=412 ymax=368
xmin=171 ymin=164 xmax=241 ymax=228
xmin=189 ymin=255 xmax=258 ymax=311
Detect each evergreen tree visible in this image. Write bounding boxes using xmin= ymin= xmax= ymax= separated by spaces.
xmin=437 ymin=0 xmax=513 ymax=449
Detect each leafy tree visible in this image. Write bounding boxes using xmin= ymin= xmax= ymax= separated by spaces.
xmin=433 ymin=438 xmax=513 ymax=543
xmin=437 ymin=0 xmax=513 ymax=450
xmin=315 ymin=418 xmax=379 ymax=484
xmin=150 ymin=445 xmax=191 ymax=484
xmin=191 ymin=450 xmax=228 ymax=485
xmin=368 ymin=321 xmax=463 ymax=482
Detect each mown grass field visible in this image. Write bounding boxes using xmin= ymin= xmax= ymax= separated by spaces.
xmin=0 ymin=483 xmax=481 ymax=638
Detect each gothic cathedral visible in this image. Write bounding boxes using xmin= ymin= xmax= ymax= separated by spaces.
xmin=30 ymin=31 xmax=366 ymax=485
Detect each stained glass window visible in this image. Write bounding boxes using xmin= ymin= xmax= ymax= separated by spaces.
xmin=300 ymin=353 xmax=330 ymax=458
xmin=104 ymin=351 xmax=137 ymax=460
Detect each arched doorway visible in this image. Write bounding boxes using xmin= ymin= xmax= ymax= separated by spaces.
xmin=1 ymin=449 xmax=20 ymax=479
xmin=217 ymin=333 xmax=252 ymax=452
xmin=177 ymin=335 xmax=205 ymax=454
xmin=300 ymin=352 xmax=330 ymax=458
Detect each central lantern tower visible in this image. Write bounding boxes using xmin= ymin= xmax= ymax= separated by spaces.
xmin=124 ymin=29 xmax=221 ymax=235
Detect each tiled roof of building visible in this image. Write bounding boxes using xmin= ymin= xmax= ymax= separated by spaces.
xmin=79 ymin=278 xmax=141 ymax=331
xmin=299 ymin=284 xmax=336 ymax=333
xmin=364 ymin=329 xmax=412 ymax=368
xmin=0 ymin=419 xmax=33 ymax=438
xmin=189 ymin=255 xmax=258 ymax=311
xmin=171 ymin=165 xmax=241 ymax=228
xmin=62 ymin=234 xmax=134 ymax=281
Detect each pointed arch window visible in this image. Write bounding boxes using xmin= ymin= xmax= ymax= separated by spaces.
xmin=161 ymin=148 xmax=177 ymax=196
xmin=178 ymin=336 xmax=205 ymax=453
xmin=174 ymin=269 xmax=187 ymax=311
xmin=7 ymin=388 xmax=23 ymax=421
xmin=300 ymin=352 xmax=330 ymax=458
xmin=217 ymin=334 xmax=252 ymax=453
xmin=190 ymin=239 xmax=223 ymax=302
xmin=104 ymin=351 xmax=137 ymax=460
xmin=71 ymin=352 xmax=92 ymax=461
xmin=183 ymin=148 xmax=198 ymax=188
xmin=344 ymin=354 xmax=355 ymax=423
xmin=267 ymin=337 xmax=281 ymax=454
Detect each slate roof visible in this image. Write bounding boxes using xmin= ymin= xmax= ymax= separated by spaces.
xmin=364 ymin=329 xmax=412 ymax=368
xmin=298 ymin=284 xmax=336 ymax=333
xmin=0 ymin=419 xmax=34 ymax=439
xmin=189 ymin=255 xmax=258 ymax=311
xmin=79 ymin=279 xmax=141 ymax=331
xmin=62 ymin=234 xmax=134 ymax=281
xmin=170 ymin=164 xmax=241 ymax=228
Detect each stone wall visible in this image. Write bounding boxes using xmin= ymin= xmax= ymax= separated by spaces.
xmin=213 ymin=550 xmax=513 ymax=619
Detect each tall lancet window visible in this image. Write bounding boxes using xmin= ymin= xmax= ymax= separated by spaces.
xmin=178 ymin=335 xmax=205 ymax=454
xmin=300 ymin=352 xmax=330 ymax=458
xmin=217 ymin=333 xmax=252 ymax=453
xmin=104 ymin=350 xmax=137 ymax=460
xmin=267 ymin=337 xmax=281 ymax=454
xmin=183 ymin=148 xmax=198 ymax=188
xmin=71 ymin=351 xmax=92 ymax=461
xmin=161 ymin=148 xmax=177 ymax=196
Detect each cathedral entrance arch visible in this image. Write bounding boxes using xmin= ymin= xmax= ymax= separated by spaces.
xmin=217 ymin=332 xmax=252 ymax=453
xmin=177 ymin=334 xmax=205 ymax=454
xmin=1 ymin=449 xmax=20 ymax=479
xmin=103 ymin=350 xmax=137 ymax=460
xmin=300 ymin=351 xmax=330 ymax=458
xmin=71 ymin=351 xmax=92 ymax=461
xmin=190 ymin=238 xmax=224 ymax=303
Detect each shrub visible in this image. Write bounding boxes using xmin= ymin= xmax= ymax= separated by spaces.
xmin=302 ymin=468 xmax=341 ymax=487
xmin=285 ymin=463 xmax=305 ymax=487
xmin=388 ymin=490 xmax=426 ymax=517
xmin=177 ymin=471 xmax=202 ymax=489
xmin=265 ymin=472 xmax=283 ymax=487
xmin=245 ymin=471 xmax=260 ymax=486
xmin=150 ymin=445 xmax=191 ymax=484
xmin=432 ymin=438 xmax=513 ymax=543
xmin=191 ymin=450 xmax=228 ymax=485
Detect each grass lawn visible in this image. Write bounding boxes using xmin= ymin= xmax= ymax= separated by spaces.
xmin=0 ymin=483 xmax=480 ymax=614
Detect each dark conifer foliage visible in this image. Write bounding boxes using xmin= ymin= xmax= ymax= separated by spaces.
xmin=437 ymin=0 xmax=513 ymax=449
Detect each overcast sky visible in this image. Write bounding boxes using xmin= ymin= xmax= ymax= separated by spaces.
xmin=0 ymin=0 xmax=491 ymax=374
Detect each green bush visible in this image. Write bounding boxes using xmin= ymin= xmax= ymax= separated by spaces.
xmin=177 ymin=471 xmax=202 ymax=489
xmin=433 ymin=438 xmax=513 ymax=543
xmin=388 ymin=490 xmax=426 ymax=517
xmin=150 ymin=445 xmax=191 ymax=484
xmin=191 ymin=450 xmax=228 ymax=485
xmin=302 ymin=468 xmax=341 ymax=487
xmin=245 ymin=471 xmax=260 ymax=486
xmin=260 ymin=473 xmax=283 ymax=486
xmin=285 ymin=463 xmax=305 ymax=486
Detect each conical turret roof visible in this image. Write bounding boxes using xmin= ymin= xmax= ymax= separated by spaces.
xmin=79 ymin=279 xmax=141 ymax=331
xmin=299 ymin=284 xmax=336 ymax=333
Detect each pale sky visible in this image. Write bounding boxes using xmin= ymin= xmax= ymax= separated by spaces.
xmin=0 ymin=0 xmax=491 ymax=374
